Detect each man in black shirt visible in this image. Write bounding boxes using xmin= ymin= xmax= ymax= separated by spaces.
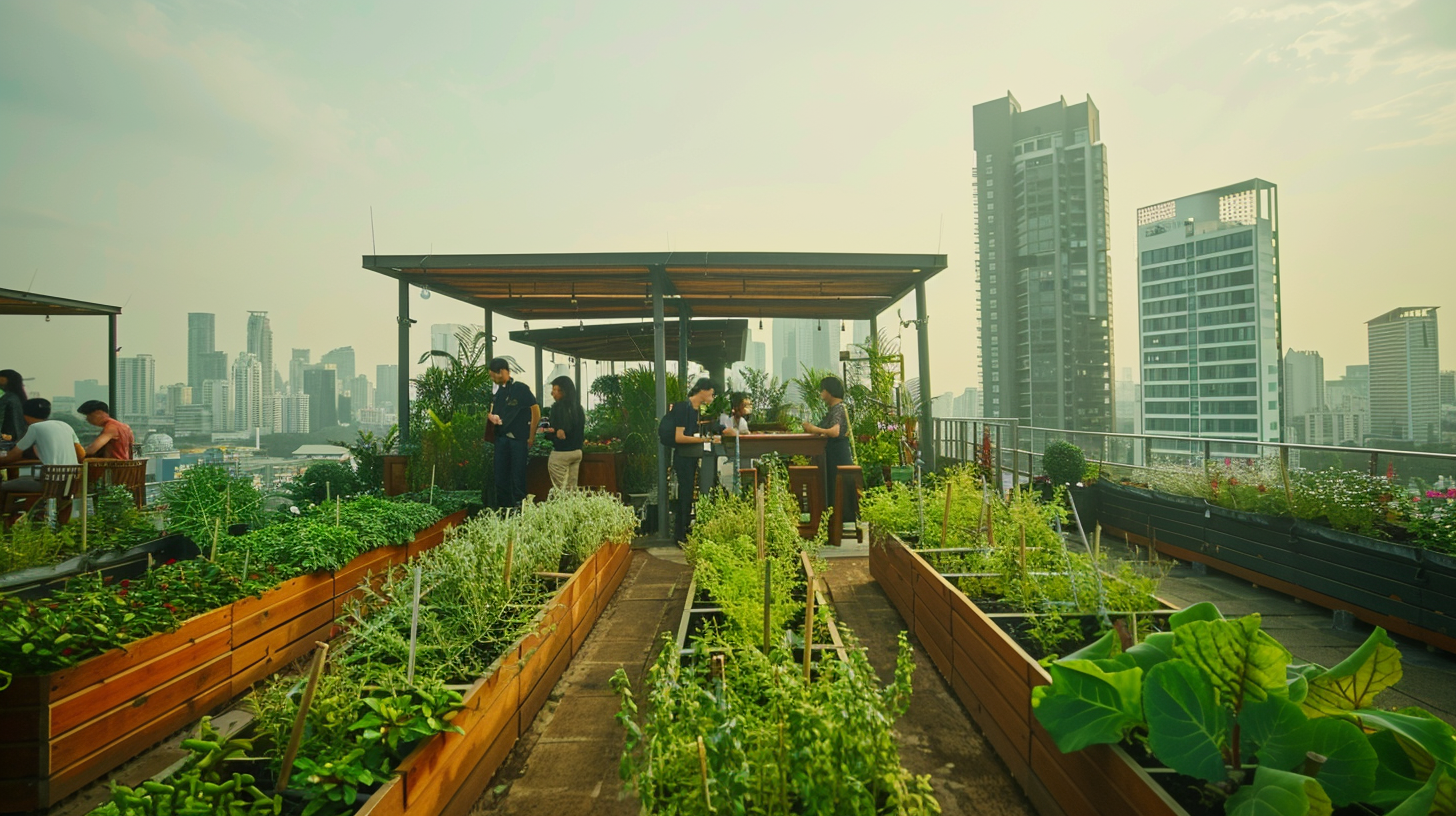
xmin=668 ymin=378 xmax=718 ymax=544
xmin=487 ymin=358 xmax=539 ymax=511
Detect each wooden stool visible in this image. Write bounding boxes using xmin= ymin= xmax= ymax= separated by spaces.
xmin=829 ymin=465 xmax=864 ymax=546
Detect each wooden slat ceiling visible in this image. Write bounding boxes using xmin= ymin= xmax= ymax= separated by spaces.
xmin=362 ymin=252 xmax=945 ymax=321
xmin=509 ymin=319 xmax=748 ymax=365
xmin=0 ymin=290 xmax=122 ymax=317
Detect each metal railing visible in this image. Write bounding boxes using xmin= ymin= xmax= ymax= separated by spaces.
xmin=931 ymin=417 xmax=1456 ymax=489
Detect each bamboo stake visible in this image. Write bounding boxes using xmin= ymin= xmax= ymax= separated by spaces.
xmin=697 ymin=735 xmax=712 ymax=811
xmin=802 ymin=578 xmax=816 ymax=681
xmin=756 ymin=484 xmax=766 ymax=561
xmin=762 ymin=558 xmax=773 ymax=653
xmin=941 ymin=480 xmax=954 ymax=546
xmin=335 ymin=495 xmax=341 ymax=526
xmin=209 ymin=518 xmax=222 ymax=562
xmin=504 ymin=536 xmax=515 ymax=593
xmin=1093 ymin=523 xmax=1102 ymax=563
xmin=430 ymin=464 xmax=437 ymax=506
xmin=406 ymin=567 xmax=422 ymax=683
xmin=277 ymin=641 xmax=330 ymax=792
xmin=1018 ymin=523 xmax=1027 ymax=574
xmin=80 ymin=461 xmax=88 ymax=552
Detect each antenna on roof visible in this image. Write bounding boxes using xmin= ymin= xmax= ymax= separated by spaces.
xmin=370 ymin=206 xmax=377 ymax=255
xmin=936 ymin=213 xmax=944 ymax=255
xmin=25 ymin=270 xmax=36 ymax=293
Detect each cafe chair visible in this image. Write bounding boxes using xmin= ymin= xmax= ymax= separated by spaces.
xmin=2 ymin=464 xmax=85 ymax=529
xmin=86 ymin=459 xmax=147 ymax=508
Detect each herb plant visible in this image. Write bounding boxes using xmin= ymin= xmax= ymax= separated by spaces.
xmin=162 ymin=465 xmax=263 ymax=543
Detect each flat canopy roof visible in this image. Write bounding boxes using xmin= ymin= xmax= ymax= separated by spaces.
xmin=0 ymin=288 xmax=121 ymax=317
xmin=362 ymin=251 xmax=947 ymax=321
xmin=510 ymin=319 xmax=748 ymax=367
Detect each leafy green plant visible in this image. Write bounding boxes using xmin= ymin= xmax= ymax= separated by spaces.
xmin=98 ymin=717 xmax=281 ymax=816
xmin=345 ymin=427 xmax=398 ymax=494
xmin=162 ymin=465 xmax=263 ymax=542
xmin=738 ymin=367 xmax=790 ymax=427
xmin=1042 ymin=440 xmax=1086 ymax=486
xmin=1032 ymin=602 xmax=1456 ymax=814
xmin=284 ymin=461 xmax=361 ymax=507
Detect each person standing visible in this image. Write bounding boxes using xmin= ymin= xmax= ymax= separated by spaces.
xmin=801 ymin=376 xmax=856 ymax=523
xmin=77 ymin=400 xmax=135 ymax=460
xmin=716 ymin=392 xmax=752 ymax=489
xmin=545 ymin=375 xmax=585 ymax=491
xmin=487 ymin=358 xmax=539 ymax=511
xmin=0 ymin=370 xmax=28 ymax=445
xmin=668 ymin=378 xmax=718 ymax=544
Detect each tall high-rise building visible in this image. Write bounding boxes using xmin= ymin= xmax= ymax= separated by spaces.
xmin=322 ymin=347 xmax=356 ymax=384
xmin=115 ymin=355 xmax=156 ymax=423
xmin=1114 ymin=367 xmax=1141 ymax=434
xmin=303 ymin=367 xmax=339 ymax=430
xmin=232 ymin=352 xmax=265 ymax=433
xmin=974 ymin=93 xmax=1114 ymax=431
xmin=175 ymin=405 xmax=212 ymax=436
xmin=1284 ymin=350 xmax=1326 ymax=417
xmin=773 ymin=319 xmax=837 ymax=392
xmin=347 ymin=374 xmax=372 ymax=417
xmin=280 ymin=392 xmax=311 ymax=433
xmin=164 ymin=383 xmax=193 ymax=417
xmin=201 ymin=379 xmax=233 ymax=433
xmin=197 ymin=351 xmax=228 ymax=386
xmin=1367 ymin=307 xmax=1440 ymax=443
xmin=1439 ymin=370 xmax=1455 ymax=408
xmin=74 ymin=379 xmax=106 ymax=403
xmin=1136 ymin=179 xmax=1282 ymax=450
xmin=1326 ymin=364 xmax=1369 ymax=412
xmin=376 ymin=364 xmax=399 ymax=412
xmin=187 ymin=313 xmax=216 ymax=392
xmin=246 ymin=312 xmax=275 ymax=432
xmin=429 ymin=325 xmax=463 ymax=366
xmin=952 ymin=387 xmax=983 ymax=418
xmin=289 ymin=350 xmax=311 ymax=394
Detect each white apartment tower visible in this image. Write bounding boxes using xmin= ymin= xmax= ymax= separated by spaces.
xmin=232 ymin=352 xmax=265 ymax=433
xmin=1136 ymin=179 xmax=1282 ymax=453
xmin=1367 ymin=307 xmax=1440 ymax=444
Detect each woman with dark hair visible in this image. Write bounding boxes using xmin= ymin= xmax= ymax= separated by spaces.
xmin=545 ymin=375 xmax=585 ymax=490
xmin=802 ymin=375 xmax=856 ymax=522
xmin=0 ymin=370 xmax=28 ymax=444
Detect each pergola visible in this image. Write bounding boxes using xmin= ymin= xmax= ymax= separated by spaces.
xmin=509 ymin=319 xmax=749 ymax=398
xmin=362 ymin=251 xmax=948 ymax=532
xmin=0 ymin=288 xmax=122 ymax=410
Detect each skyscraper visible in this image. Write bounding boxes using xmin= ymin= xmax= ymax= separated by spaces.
xmin=232 ymin=352 xmax=264 ymax=433
xmin=303 ymin=367 xmax=339 ymax=430
xmin=376 ymin=364 xmax=399 ymax=412
xmin=246 ymin=312 xmax=274 ymax=432
xmin=115 ymin=355 xmax=156 ymax=423
xmin=321 ymin=347 xmax=356 ymax=384
xmin=1367 ymin=307 xmax=1440 ymax=443
xmin=974 ymin=93 xmax=1113 ymax=431
xmin=187 ymin=313 xmax=216 ymax=392
xmin=773 ymin=319 xmax=837 ymax=394
xmin=348 ymin=374 xmax=372 ymax=417
xmin=197 ymin=351 xmax=228 ymax=386
xmin=281 ymin=392 xmax=311 ymax=433
xmin=1136 ymin=179 xmax=1282 ymax=450
xmin=289 ymin=350 xmax=310 ymax=394
xmin=1284 ymin=350 xmax=1326 ymax=417
xmin=1439 ymin=370 xmax=1455 ymax=408
xmin=164 ymin=383 xmax=193 ymax=416
xmin=201 ymin=379 xmax=233 ymax=432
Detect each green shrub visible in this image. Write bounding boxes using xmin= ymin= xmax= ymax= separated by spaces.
xmin=285 ymin=461 xmax=360 ymax=507
xmin=1042 ymin=441 xmax=1086 ymax=486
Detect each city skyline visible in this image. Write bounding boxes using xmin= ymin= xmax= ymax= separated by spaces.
xmin=1 ymin=1 xmax=1453 ymax=418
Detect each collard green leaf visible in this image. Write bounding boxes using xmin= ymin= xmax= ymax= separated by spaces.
xmin=1063 ymin=630 xmax=1120 ymax=662
xmin=1095 ymin=632 xmax=1176 ymax=673
xmin=1030 ymin=660 xmax=1144 ymax=754
xmin=1226 ymin=767 xmax=1333 ymax=816
xmin=1173 ymin=615 xmax=1291 ymax=710
xmin=1300 ymin=628 xmax=1402 ymax=717
xmin=1301 ymin=717 xmax=1377 ymax=806
xmin=1242 ymin=696 xmax=1311 ymax=770
xmin=1169 ymin=601 xmax=1223 ymax=628
xmin=1143 ymin=660 xmax=1230 ymax=782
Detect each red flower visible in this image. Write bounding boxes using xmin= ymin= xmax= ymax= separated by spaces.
xmin=120 ymin=579 xmax=130 ymax=588
xmin=61 ymin=648 xmax=73 ymax=657
xmin=164 ymin=603 xmax=177 ymax=613
xmin=165 ymin=558 xmax=177 ymax=566
xmin=118 ymin=588 xmax=128 ymax=597
xmin=1228 ymin=477 xmax=1239 ymax=486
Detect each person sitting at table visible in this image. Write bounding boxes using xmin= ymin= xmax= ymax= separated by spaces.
xmin=0 ymin=370 xmax=27 ymax=445
xmin=77 ymin=400 xmax=134 ymax=460
xmin=801 ymin=376 xmax=856 ymax=523
xmin=716 ymin=392 xmax=752 ymax=488
xmin=0 ymin=399 xmax=86 ymax=513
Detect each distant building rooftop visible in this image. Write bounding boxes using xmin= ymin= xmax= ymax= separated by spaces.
xmin=291 ymin=444 xmax=350 ymax=459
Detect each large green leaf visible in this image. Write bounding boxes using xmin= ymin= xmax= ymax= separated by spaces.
xmin=1353 ymin=709 xmax=1456 ymax=770
xmin=1173 ymin=615 xmax=1290 ymax=710
xmin=1226 ymin=767 xmax=1333 ymax=816
xmin=1096 ymin=632 xmax=1176 ymax=673
xmin=1285 ymin=663 xmax=1321 ymax=705
xmin=1143 ymin=660 xmax=1230 ymax=782
xmin=1062 ymin=630 xmax=1120 ymax=662
xmin=1301 ymin=717 xmax=1377 ymax=806
xmin=1169 ymin=601 xmax=1223 ymax=628
xmin=1384 ymin=768 xmax=1456 ymax=816
xmin=1301 ymin=628 xmax=1402 ymax=717
xmin=1369 ymin=730 xmax=1427 ymax=807
xmin=1242 ymin=696 xmax=1310 ymax=770
xmin=1030 ymin=660 xmax=1144 ymax=754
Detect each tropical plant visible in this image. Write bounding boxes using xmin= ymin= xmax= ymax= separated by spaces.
xmin=284 ymin=461 xmax=361 ymax=507
xmin=345 ymin=426 xmax=398 ymax=494
xmin=739 ymin=366 xmax=790 ymax=427
xmin=842 ymin=331 xmax=918 ymax=487
xmin=1042 ymin=440 xmax=1086 ymax=486
xmin=1032 ymin=601 xmax=1456 ymax=814
xmin=162 ymin=465 xmax=264 ymax=542
xmin=617 ymin=367 xmax=683 ymax=494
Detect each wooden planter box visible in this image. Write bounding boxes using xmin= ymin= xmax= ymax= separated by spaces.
xmin=355 ymin=538 xmax=633 ymax=816
xmin=0 ymin=509 xmax=468 ymax=813
xmin=869 ymin=531 xmax=1187 ymax=816
xmin=1093 ymin=482 xmax=1456 ymax=654
xmin=526 ymin=451 xmax=628 ymax=500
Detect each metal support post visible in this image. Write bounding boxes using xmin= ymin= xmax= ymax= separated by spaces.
xmin=678 ymin=310 xmax=692 ymax=382
xmin=397 ymin=280 xmax=410 ymax=443
xmin=653 ymin=274 xmax=669 ymax=537
xmin=914 ymin=283 xmax=935 ymax=473
xmin=107 ymin=314 xmax=118 ymax=416
xmin=534 ymin=346 xmax=544 ymax=403
xmin=574 ymin=356 xmax=583 ymax=393
xmin=483 ymin=309 xmax=494 ymax=363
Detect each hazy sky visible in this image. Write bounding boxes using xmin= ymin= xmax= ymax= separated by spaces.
xmin=1 ymin=0 xmax=1453 ymax=404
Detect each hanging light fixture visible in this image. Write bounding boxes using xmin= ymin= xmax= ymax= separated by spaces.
xmin=523 ymin=321 xmax=530 ymax=330
xmin=419 ymin=283 xmax=432 ymax=300
xmin=840 ymin=320 xmax=846 ymax=332
xmin=816 ymin=320 xmax=822 ymax=332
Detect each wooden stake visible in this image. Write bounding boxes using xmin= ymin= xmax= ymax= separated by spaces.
xmin=802 ymin=579 xmax=816 ymax=681
xmin=277 ymin=641 xmax=330 ymax=792
xmin=1093 ymin=523 xmax=1102 ymax=562
xmin=1018 ymin=523 xmax=1027 ymax=575
xmin=762 ymin=558 xmax=773 ymax=653
xmin=406 ymin=566 xmax=422 ymax=683
xmin=941 ymin=480 xmax=954 ymax=546
xmin=335 ymin=495 xmax=341 ymax=526
xmin=504 ymin=536 xmax=515 ymax=593
xmin=697 ymin=735 xmax=712 ymax=810
xmin=756 ymin=485 xmax=766 ymax=561
xmin=80 ymin=461 xmax=88 ymax=552
xmin=209 ymin=518 xmax=222 ymax=562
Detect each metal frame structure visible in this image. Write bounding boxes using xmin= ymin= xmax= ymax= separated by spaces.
xmin=0 ymin=288 xmax=122 ymax=411
xmin=363 ymin=251 xmax=947 ymax=537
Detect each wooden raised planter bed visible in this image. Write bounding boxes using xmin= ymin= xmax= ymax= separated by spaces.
xmin=0 ymin=509 xmax=467 ymax=813
xmin=870 ymin=530 xmax=1187 ymax=816
xmin=526 ymin=451 xmax=628 ymax=500
xmin=354 ymin=537 xmax=633 ymax=816
xmin=1093 ymin=481 xmax=1456 ymax=654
